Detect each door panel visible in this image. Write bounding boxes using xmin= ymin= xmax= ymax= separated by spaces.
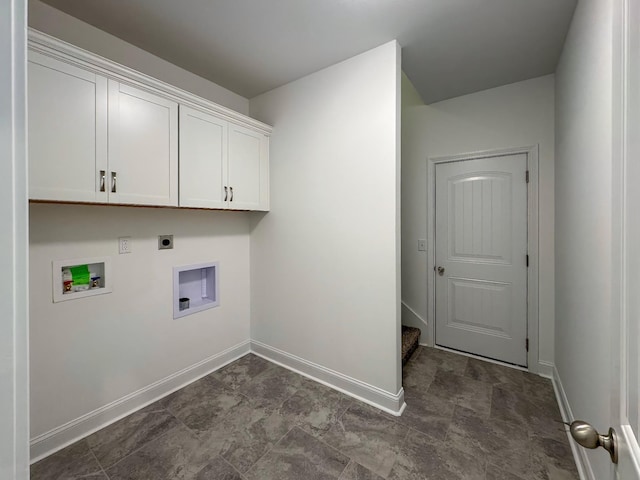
xmin=179 ymin=106 xmax=228 ymax=209
xmin=435 ymin=154 xmax=528 ymax=366
xmin=108 ymin=81 xmax=178 ymax=206
xmin=448 ymin=278 xmax=512 ymax=337
xmin=450 ymin=173 xmax=512 ymax=264
xmin=228 ymin=123 xmax=268 ymax=210
xmin=28 ymin=52 xmax=107 ymax=202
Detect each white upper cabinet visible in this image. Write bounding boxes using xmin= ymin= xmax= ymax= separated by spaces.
xmin=228 ymin=123 xmax=269 ymax=211
xmin=179 ymin=106 xmax=228 ymax=209
xmin=180 ymin=107 xmax=269 ymax=211
xmin=28 ymin=54 xmax=178 ymax=206
xmin=108 ymin=81 xmax=178 ymax=206
xmin=28 ymin=51 xmax=108 ymax=202
xmin=28 ymin=30 xmax=271 ymax=211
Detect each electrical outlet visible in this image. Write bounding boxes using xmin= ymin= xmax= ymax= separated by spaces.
xmin=418 ymin=239 xmax=427 ymax=251
xmin=118 ymin=236 xmax=132 ymax=254
xmin=158 ymin=235 xmax=173 ymax=250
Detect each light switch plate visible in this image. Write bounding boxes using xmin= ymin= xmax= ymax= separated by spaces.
xmin=418 ymin=239 xmax=427 ymax=251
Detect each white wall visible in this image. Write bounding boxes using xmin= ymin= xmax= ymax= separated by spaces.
xmin=0 ymin=0 xmax=29 ymax=478
xmin=554 ymin=0 xmax=613 ymax=478
xmin=29 ymin=205 xmax=251 ymax=448
xmin=401 ymin=74 xmax=556 ymax=366
xmin=28 ymin=0 xmax=249 ymax=115
xmin=249 ymin=41 xmax=402 ymax=400
xmin=26 ymin=2 xmax=257 ymax=457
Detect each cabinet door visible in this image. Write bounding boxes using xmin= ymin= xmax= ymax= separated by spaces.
xmin=228 ymin=123 xmax=269 ymax=211
xmin=28 ymin=52 xmax=108 ymax=202
xmin=179 ymin=106 xmax=228 ymax=209
xmin=108 ymin=80 xmax=178 ymax=206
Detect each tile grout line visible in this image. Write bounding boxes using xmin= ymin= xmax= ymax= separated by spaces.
xmin=88 ymin=448 xmax=111 ymax=479
xmin=483 ymin=454 xmax=489 ymax=480
xmin=189 ymin=363 xmax=347 ymax=477
xmin=83 ymin=407 xmax=178 ymax=474
xmin=289 ymin=426 xmax=358 ymax=476
xmin=241 ymin=424 xmax=299 ymax=478
xmin=218 ymin=454 xmax=249 ymax=480
xmin=382 ymin=426 xmax=413 ymax=479
xmin=309 ymin=407 xmax=405 ymax=479
xmin=173 ymin=360 xmax=292 ymax=477
xmin=334 ymin=398 xmax=354 ymax=424
xmin=336 ymin=458 xmax=353 ymax=480
xmin=96 ymin=407 xmax=188 ymax=474
xmin=228 ymin=392 xmax=299 ymax=475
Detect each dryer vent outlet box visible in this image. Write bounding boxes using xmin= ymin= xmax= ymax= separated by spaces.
xmin=173 ymin=262 xmax=219 ymax=319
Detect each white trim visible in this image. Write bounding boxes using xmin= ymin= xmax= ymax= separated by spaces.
xmin=614 ymin=0 xmax=640 ymax=477
xmin=426 ymin=145 xmax=541 ymax=372
xmin=552 ymin=366 xmax=595 ymax=480
xmin=250 ymin=340 xmax=406 ymax=416
xmin=27 ymin=29 xmax=272 ymax=135
xmin=619 ymin=425 xmax=640 ymax=478
xmin=1 ymin=0 xmax=29 ymax=477
xmin=29 ymin=340 xmax=251 ymax=463
xmin=625 ymin=0 xmax=638 ymax=453
xmin=401 ymin=300 xmax=428 ymax=333
xmin=536 ymin=360 xmax=555 ymax=378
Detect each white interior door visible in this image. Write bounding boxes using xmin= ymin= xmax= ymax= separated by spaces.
xmin=435 ymin=154 xmax=528 ymax=366
xmin=613 ymin=0 xmax=640 ymax=475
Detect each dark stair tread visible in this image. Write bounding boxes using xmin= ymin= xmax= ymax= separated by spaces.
xmin=401 ymin=326 xmax=421 ymax=367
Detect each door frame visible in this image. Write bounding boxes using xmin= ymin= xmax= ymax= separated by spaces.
xmin=426 ymin=145 xmax=540 ymax=372
xmin=611 ymin=0 xmax=640 ymax=475
xmin=0 ymin=0 xmax=29 ymax=478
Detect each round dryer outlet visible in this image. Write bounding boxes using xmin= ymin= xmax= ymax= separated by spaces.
xmin=158 ymin=235 xmax=173 ymax=250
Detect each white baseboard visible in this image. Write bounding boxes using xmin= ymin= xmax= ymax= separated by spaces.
xmin=31 ymin=339 xmax=407 ymax=463
xmin=552 ymin=365 xmax=595 ymax=480
xmin=537 ymin=360 xmax=555 ymax=378
xmin=401 ymin=301 xmax=428 ymax=336
xmin=30 ymin=340 xmax=251 ymax=463
xmin=250 ymin=340 xmax=406 ymax=416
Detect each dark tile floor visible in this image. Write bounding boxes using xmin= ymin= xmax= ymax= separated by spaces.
xmin=31 ymin=346 xmax=579 ymax=480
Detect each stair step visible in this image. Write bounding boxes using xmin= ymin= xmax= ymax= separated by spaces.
xmin=401 ymin=326 xmax=421 ymax=367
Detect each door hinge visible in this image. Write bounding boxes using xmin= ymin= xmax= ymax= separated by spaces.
xmin=526 ymin=338 xmax=529 ymax=352
xmin=526 ymin=170 xmax=530 ymax=183
xmin=526 ymin=254 xmax=529 ymax=267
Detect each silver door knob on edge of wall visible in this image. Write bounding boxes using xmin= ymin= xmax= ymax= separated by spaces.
xmin=437 ymin=266 xmax=445 ymax=276
xmin=569 ymin=420 xmax=618 ymax=463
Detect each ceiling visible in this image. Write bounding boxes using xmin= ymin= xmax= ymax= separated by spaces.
xmin=40 ymin=0 xmax=577 ymax=104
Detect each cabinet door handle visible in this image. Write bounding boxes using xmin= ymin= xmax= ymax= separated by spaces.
xmin=230 ymin=187 xmax=233 ymax=202
xmin=99 ymin=170 xmax=106 ymax=192
xmin=224 ymin=186 xmax=228 ymax=202
xmin=111 ymin=171 xmax=117 ymax=193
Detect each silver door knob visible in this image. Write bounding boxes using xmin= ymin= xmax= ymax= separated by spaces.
xmin=569 ymin=420 xmax=618 ymax=464
xmin=437 ymin=266 xmax=445 ymax=276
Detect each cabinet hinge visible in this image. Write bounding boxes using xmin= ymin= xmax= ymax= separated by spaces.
xmin=526 ymin=338 xmax=529 ymax=352
xmin=526 ymin=254 xmax=529 ymax=267
xmin=526 ymin=170 xmax=530 ymax=183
